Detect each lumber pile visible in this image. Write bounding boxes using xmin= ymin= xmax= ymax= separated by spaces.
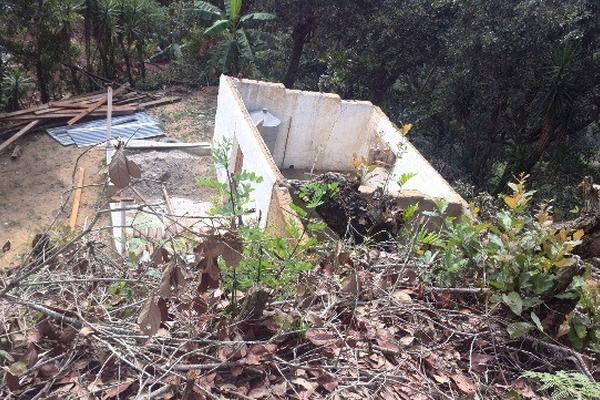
xmin=0 ymin=85 xmax=180 ymax=152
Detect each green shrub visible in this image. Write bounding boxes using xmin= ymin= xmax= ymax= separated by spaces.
xmin=197 ymin=140 xmax=328 ymax=298
xmin=419 ymin=175 xmax=586 ymax=337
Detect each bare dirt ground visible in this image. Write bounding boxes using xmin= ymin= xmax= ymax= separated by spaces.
xmin=0 ymin=87 xmax=218 ymax=270
xmin=0 ymin=134 xmax=105 ymax=269
xmin=148 ymin=86 xmax=217 ymax=142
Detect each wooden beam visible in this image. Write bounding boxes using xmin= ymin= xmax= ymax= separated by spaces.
xmin=119 ymin=139 xmax=211 ymax=154
xmin=67 ymin=84 xmax=128 ymax=126
xmin=0 ymin=120 xmax=39 ymax=154
xmin=69 ymin=167 xmax=86 ymax=230
xmin=106 ymin=86 xmax=113 ymax=142
xmin=162 ymin=185 xmax=174 ymax=215
xmin=139 ymin=96 xmax=181 ymax=109
xmin=5 ymin=109 xmax=135 ymax=120
xmin=0 ymin=105 xmax=49 ymax=120
xmin=34 ymin=107 xmax=66 ymax=115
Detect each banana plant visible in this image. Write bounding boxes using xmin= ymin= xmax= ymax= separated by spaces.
xmin=191 ymin=0 xmax=275 ymax=75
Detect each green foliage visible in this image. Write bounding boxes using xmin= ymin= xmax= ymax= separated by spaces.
xmin=397 ymin=172 xmax=417 ymax=188
xmin=220 ymin=216 xmax=323 ymax=297
xmin=298 ymin=181 xmax=339 ymax=209
xmin=190 ymin=0 xmax=274 ymax=76
xmin=522 ymin=371 xmax=600 ymax=400
xmin=420 ymin=176 xmax=585 ymax=333
xmin=196 ymin=138 xmax=264 ymax=221
xmin=566 ymin=279 xmax=600 ymax=352
xmin=197 ymin=140 xmax=328 ymax=298
xmin=1 ymin=68 xmax=34 ymax=111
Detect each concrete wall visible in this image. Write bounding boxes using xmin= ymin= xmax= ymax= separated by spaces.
xmin=214 ymin=76 xmax=467 ymax=230
xmin=213 ymin=75 xmax=283 ymax=227
xmin=234 ymin=79 xmax=372 ymax=171
xmin=367 ymin=107 xmax=466 ymax=207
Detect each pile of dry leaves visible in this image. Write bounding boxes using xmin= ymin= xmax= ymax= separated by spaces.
xmin=0 ymin=143 xmax=595 ymax=400
xmin=1 ymin=228 xmax=594 ymax=400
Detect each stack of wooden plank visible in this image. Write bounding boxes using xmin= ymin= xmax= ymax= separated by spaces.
xmin=0 ymin=85 xmax=180 ymax=153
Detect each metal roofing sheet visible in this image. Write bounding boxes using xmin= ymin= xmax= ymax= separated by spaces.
xmin=46 ymin=112 xmax=164 ymax=146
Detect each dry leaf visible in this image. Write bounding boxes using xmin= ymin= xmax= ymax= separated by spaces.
xmin=512 ymin=379 xmax=537 ymax=399
xmin=246 ymin=343 xmax=277 ymax=365
xmin=450 ymin=372 xmax=476 ymax=395
xmin=2 ymin=240 xmax=10 ymax=253
xmin=317 ymin=373 xmax=338 ymax=392
xmin=399 ymin=335 xmax=415 ymax=346
xmin=159 ymin=260 xmax=186 ymax=298
xmin=101 ymin=379 xmax=134 ymax=400
xmin=433 ymin=374 xmax=450 ymax=384
xmin=108 ymin=145 xmax=131 ymax=189
xmin=292 ymin=378 xmax=318 ymax=393
xmin=247 ymin=386 xmax=270 ymax=399
xmin=392 ymin=289 xmax=413 ymax=302
xmin=127 ymin=159 xmax=141 ymax=178
xmin=152 ymin=247 xmax=169 ymax=266
xmin=195 ymin=234 xmax=243 ymax=294
xmin=79 ymin=327 xmax=95 ymax=337
xmin=376 ymin=339 xmax=400 ymax=353
xmin=342 ymin=272 xmax=360 ymax=295
xmin=304 ymin=330 xmax=338 ymax=346
xmin=138 ymin=296 xmax=162 ymax=335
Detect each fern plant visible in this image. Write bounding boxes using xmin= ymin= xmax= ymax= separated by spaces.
xmin=522 ymin=371 xmax=600 ymax=400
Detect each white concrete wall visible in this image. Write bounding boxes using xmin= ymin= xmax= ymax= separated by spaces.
xmin=368 ymin=107 xmax=466 ymax=206
xmin=213 ymin=75 xmax=282 ymax=227
xmin=234 ymin=79 xmax=372 ymax=171
xmin=214 ymin=76 xmax=467 ymax=227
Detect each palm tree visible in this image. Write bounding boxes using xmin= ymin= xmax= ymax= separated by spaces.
xmin=494 ymin=44 xmax=578 ymax=193
xmin=55 ymin=0 xmax=84 ymax=93
xmin=191 ymin=0 xmax=275 ymax=76
xmin=116 ymin=0 xmax=163 ymax=84
xmin=2 ymin=68 xmax=34 ymax=111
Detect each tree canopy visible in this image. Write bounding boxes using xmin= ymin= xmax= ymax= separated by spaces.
xmin=1 ymin=0 xmax=599 ymax=208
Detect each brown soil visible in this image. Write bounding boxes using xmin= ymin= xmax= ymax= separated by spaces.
xmin=147 ymin=86 xmax=217 ymax=142
xmin=0 ymin=87 xmax=218 ymax=270
xmin=0 ymin=134 xmax=105 ymax=270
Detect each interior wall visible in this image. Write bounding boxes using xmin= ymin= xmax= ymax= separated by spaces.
xmin=234 ymin=79 xmax=372 ymax=171
xmin=213 ymin=75 xmax=282 ymax=227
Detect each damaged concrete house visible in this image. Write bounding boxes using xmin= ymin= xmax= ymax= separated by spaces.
xmin=212 ymin=75 xmax=467 ymax=236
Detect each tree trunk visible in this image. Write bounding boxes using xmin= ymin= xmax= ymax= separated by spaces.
xmin=84 ymin=5 xmax=95 ymax=90
xmin=283 ymin=16 xmax=314 ymax=88
xmin=35 ymin=59 xmax=50 ymax=103
xmin=120 ymin=36 xmax=134 ymax=86
xmin=493 ymin=119 xmax=554 ymax=194
xmin=68 ymin=65 xmax=82 ymax=94
xmin=137 ymin=41 xmax=146 ymax=81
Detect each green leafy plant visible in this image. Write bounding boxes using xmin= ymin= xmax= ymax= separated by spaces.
xmin=197 ymin=140 xmax=328 ymax=298
xmin=297 ymin=181 xmax=339 ymax=209
xmin=522 ymin=371 xmax=600 ymax=400
xmin=420 ymin=175 xmax=585 ymax=336
xmin=564 ymin=279 xmax=600 ymax=351
xmin=190 ymin=0 xmax=275 ymax=75
xmin=397 ymin=172 xmax=417 ymax=188
xmin=1 ymin=68 xmax=34 ymax=111
xmin=196 ymin=138 xmax=263 ymax=226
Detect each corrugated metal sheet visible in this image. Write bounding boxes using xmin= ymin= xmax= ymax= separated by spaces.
xmin=46 ymin=112 xmax=164 ymax=146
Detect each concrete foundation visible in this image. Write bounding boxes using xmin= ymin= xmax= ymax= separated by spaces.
xmin=213 ymin=75 xmax=467 ymax=230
